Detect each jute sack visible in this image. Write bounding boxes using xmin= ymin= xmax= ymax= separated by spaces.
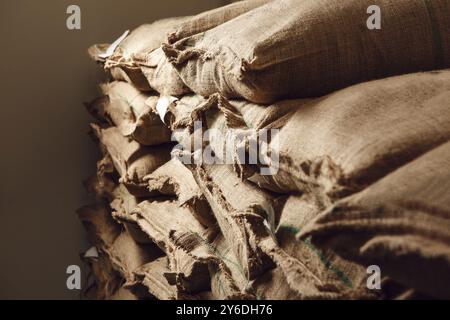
xmin=167 ymin=0 xmax=273 ymax=44
xmin=131 ymin=200 xmax=249 ymax=296
xmin=132 ymin=257 xmax=185 ymax=300
xmin=143 ymin=157 xmax=215 ymax=228
xmin=83 ymin=248 xmax=152 ymax=300
xmin=77 ymin=203 xmax=121 ymax=248
xmin=274 ymin=195 xmax=377 ymax=299
xmin=170 ymin=229 xmax=252 ymax=299
xmin=104 ymin=231 xmax=163 ymax=284
xmin=89 ymin=0 xmax=270 ymax=95
xmin=247 ymin=70 xmax=450 ymax=197
xmin=83 ymin=167 xmax=154 ymax=245
xmin=88 ymin=17 xmax=187 ymax=91
xmin=131 ymin=200 xmax=212 ymax=293
xmin=109 ymin=183 xmax=155 ymax=245
xmin=163 ymin=93 xmax=266 ymax=166
xmin=299 ymin=141 xmax=450 ymax=299
xmin=84 ymin=173 xmax=116 ymax=202
xmin=191 ymin=164 xmax=277 ymax=280
xmin=164 ymin=0 xmax=450 ymax=103
xmin=132 ymin=257 xmax=218 ymax=300
xmin=90 ymin=123 xmax=172 ymax=195
xmin=82 ymin=250 xmax=123 ymax=300
xmin=87 ymin=82 xmax=171 ymax=146
xmin=189 ymin=163 xmax=352 ymax=298
xmin=135 ymin=0 xmax=273 ymax=95
xmin=206 ymin=233 xmax=255 ymax=299
xmin=77 ymin=203 xmax=164 ymax=284
xmin=192 ymin=164 xmax=363 ymax=298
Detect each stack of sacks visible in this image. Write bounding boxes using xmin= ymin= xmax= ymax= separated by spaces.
xmin=80 ymin=0 xmax=450 ymax=300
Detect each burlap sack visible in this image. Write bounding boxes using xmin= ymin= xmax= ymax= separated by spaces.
xmin=82 ymin=250 xmax=123 ymax=300
xmin=251 ymin=267 xmax=302 ymax=299
xmin=83 ymin=253 xmax=152 ymax=300
xmin=165 ymin=71 xmax=450 ymax=200
xmin=131 ymin=199 xmax=253 ymax=296
xmin=143 ymin=157 xmax=215 ymax=228
xmin=299 ymin=141 xmax=450 ymax=299
xmin=105 ymin=231 xmax=163 ymax=283
xmin=248 ymin=70 xmax=450 ymax=198
xmin=88 ymin=17 xmax=188 ymax=91
xmin=89 ymin=1 xmax=270 ymax=95
xmin=164 ymin=0 xmax=450 ymax=103
xmin=191 ymin=163 xmax=341 ymax=299
xmin=207 ymin=234 xmax=252 ymax=299
xmin=83 ymin=167 xmax=153 ymax=245
xmin=136 ymin=48 xmax=189 ymax=96
xmin=164 ymin=94 xmax=257 ymax=166
xmin=274 ymin=195 xmax=377 ymax=299
xmin=84 ymin=173 xmax=116 ymax=202
xmin=132 ymin=257 xmax=218 ymax=300
xmin=254 ymin=199 xmax=419 ymax=299
xmin=78 ymin=203 xmax=163 ymax=284
xmin=77 ymin=203 xmax=121 ymax=248
xmin=87 ymin=82 xmax=171 ymax=146
xmin=109 ymin=183 xmax=155 ymax=245
xmin=167 ymin=0 xmax=273 ymax=44
xmin=191 ymin=164 xmax=277 ymax=279
xmin=90 ymin=123 xmax=172 ymax=195
xmin=131 ymin=200 xmax=212 ymax=293
xmin=132 ymin=257 xmax=181 ymax=300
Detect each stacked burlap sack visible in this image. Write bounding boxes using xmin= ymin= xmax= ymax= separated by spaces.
xmin=79 ymin=0 xmax=450 ymax=300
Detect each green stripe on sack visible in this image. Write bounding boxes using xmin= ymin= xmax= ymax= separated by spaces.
xmin=278 ymin=225 xmax=353 ymax=289
xmin=422 ymin=0 xmax=445 ymax=67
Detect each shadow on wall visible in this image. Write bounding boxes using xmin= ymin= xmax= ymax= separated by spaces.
xmin=0 ymin=0 xmax=227 ymax=300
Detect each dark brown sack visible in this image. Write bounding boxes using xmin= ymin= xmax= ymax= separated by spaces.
xmin=299 ymin=141 xmax=450 ymax=299
xmin=164 ymin=0 xmax=450 ymax=103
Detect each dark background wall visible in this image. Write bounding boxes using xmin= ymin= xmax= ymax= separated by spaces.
xmin=0 ymin=0 xmax=227 ymax=300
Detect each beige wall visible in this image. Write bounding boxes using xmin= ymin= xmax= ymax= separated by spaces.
xmin=0 ymin=0 xmax=227 ymax=299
